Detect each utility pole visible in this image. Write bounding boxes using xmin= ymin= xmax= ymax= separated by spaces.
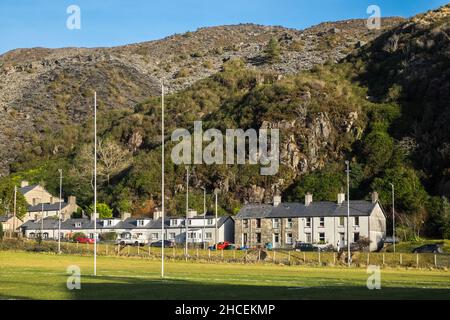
xmin=13 ymin=186 xmax=17 ymax=238
xmin=40 ymin=188 xmax=44 ymax=241
xmin=161 ymin=81 xmax=165 ymax=278
xmin=390 ymin=183 xmax=395 ymax=253
xmin=93 ymin=92 xmax=97 ymax=276
xmin=58 ymin=169 xmax=62 ymax=254
xmin=214 ymin=189 xmax=219 ymax=245
xmin=345 ymin=161 xmax=351 ymax=267
xmin=185 ymin=167 xmax=189 ymax=256
xmin=201 ymin=187 xmax=206 ymax=250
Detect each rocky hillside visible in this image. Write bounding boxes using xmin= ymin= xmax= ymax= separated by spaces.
xmin=0 ymin=18 xmax=402 ymax=176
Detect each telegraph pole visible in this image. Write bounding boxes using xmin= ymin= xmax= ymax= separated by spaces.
xmin=390 ymin=183 xmax=395 ymax=253
xmin=214 ymin=189 xmax=218 ymax=245
xmin=13 ymin=186 xmax=17 ymax=238
xmin=201 ymin=187 xmax=206 ymax=250
xmin=185 ymin=167 xmax=189 ymax=256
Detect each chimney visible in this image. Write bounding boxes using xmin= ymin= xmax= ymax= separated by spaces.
xmin=120 ymin=212 xmax=131 ymax=220
xmin=372 ymin=191 xmax=379 ymax=204
xmin=68 ymin=196 xmax=76 ymax=205
xmin=337 ymin=192 xmax=345 ymax=205
xmin=153 ymin=209 xmax=162 ymax=220
xmin=21 ymin=181 xmax=29 ymax=188
xmin=50 ymin=197 xmax=54 ymax=205
xmin=305 ymin=193 xmax=313 ymax=206
xmin=273 ymin=195 xmax=281 ymax=207
xmin=187 ymin=209 xmax=198 ymax=218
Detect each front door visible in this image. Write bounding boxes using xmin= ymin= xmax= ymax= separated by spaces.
xmin=339 ymin=233 xmax=345 ymax=248
xmin=273 ymin=233 xmax=280 ymax=248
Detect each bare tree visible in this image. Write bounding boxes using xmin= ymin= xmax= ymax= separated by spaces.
xmin=97 ymin=139 xmax=131 ymax=185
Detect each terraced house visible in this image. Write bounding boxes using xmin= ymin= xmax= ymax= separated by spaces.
xmin=235 ymin=192 xmax=386 ymax=251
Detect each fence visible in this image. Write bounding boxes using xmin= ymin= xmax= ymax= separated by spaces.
xmin=1 ymin=239 xmax=449 ymax=268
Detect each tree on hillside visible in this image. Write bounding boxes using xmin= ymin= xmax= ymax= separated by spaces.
xmin=87 ymin=203 xmax=113 ymax=219
xmin=97 ymin=139 xmax=131 ymax=185
xmin=0 ymin=178 xmax=28 ymax=219
xmin=264 ymin=37 xmax=281 ymax=64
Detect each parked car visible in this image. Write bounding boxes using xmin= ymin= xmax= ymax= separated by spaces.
xmin=412 ymin=244 xmax=443 ymax=254
xmin=76 ymin=237 xmax=95 ymax=244
xmin=150 ymin=240 xmax=175 ymax=248
xmin=295 ymin=243 xmax=321 ymax=252
xmin=117 ymin=238 xmax=148 ymax=246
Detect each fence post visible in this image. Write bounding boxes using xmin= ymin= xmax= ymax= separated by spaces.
xmin=76 ymin=242 xmax=79 ymax=250
xmin=303 ymin=252 xmax=306 ymax=263
xmin=366 ymin=253 xmax=370 ymax=265
xmin=318 ymin=250 xmax=321 ymax=265
xmin=173 ymin=246 xmax=175 ymax=259
xmin=333 ymin=252 xmax=336 ymax=265
xmin=273 ymin=250 xmax=276 ymax=263
xmin=117 ymin=244 xmax=120 ymax=255
xmin=196 ymin=247 xmax=199 ymax=259
xmin=258 ymin=250 xmax=261 ymax=262
xmin=382 ymin=253 xmax=385 ymax=266
xmin=400 ymin=254 xmax=402 ymax=265
xmin=245 ymin=249 xmax=248 ymax=263
xmin=127 ymin=246 xmax=130 ymax=256
xmin=106 ymin=244 xmax=108 ymax=255
xmin=148 ymin=246 xmax=150 ymax=257
xmin=434 ymin=254 xmax=437 ymax=268
xmin=416 ymin=253 xmax=419 ymax=268
xmin=208 ymin=248 xmax=211 ymax=259
xmin=233 ymin=250 xmax=236 ymax=260
xmin=221 ymin=249 xmax=224 ymax=260
xmin=288 ymin=251 xmax=291 ymax=264
xmin=137 ymin=245 xmax=140 ymax=256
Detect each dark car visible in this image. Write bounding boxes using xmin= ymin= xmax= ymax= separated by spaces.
xmin=412 ymin=244 xmax=443 ymax=254
xmin=295 ymin=243 xmax=319 ymax=252
xmin=150 ymin=240 xmax=175 ymax=248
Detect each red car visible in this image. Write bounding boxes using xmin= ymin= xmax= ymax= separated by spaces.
xmin=216 ymin=241 xmax=231 ymax=250
xmin=76 ymin=237 xmax=95 ymax=244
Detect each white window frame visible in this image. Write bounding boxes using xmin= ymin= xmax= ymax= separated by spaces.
xmin=305 ymin=218 xmax=311 ymax=228
xmin=286 ymin=218 xmax=293 ymax=229
xmin=205 ymin=232 xmax=212 ymax=239
xmin=151 ymin=233 xmax=159 ymax=240
xmin=354 ymin=216 xmax=359 ymax=227
xmin=272 ymin=219 xmax=280 ymax=229
xmin=286 ymin=233 xmax=293 ymax=245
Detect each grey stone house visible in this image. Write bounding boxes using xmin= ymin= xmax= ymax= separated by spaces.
xmin=235 ymin=192 xmax=386 ymax=251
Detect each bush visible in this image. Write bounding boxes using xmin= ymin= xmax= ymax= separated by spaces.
xmin=72 ymin=232 xmax=86 ymax=241
xmin=99 ymin=232 xmax=118 ymax=241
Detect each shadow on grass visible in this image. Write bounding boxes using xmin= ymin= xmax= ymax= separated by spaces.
xmin=64 ymin=275 xmax=450 ymax=300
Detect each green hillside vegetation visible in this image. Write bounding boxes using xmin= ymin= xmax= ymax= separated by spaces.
xmin=0 ymin=6 xmax=449 ymax=239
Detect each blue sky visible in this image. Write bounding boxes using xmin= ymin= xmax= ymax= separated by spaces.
xmin=0 ymin=0 xmax=448 ymax=54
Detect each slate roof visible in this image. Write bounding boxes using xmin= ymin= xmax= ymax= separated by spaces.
xmin=27 ymin=202 xmax=69 ymax=213
xmin=0 ymin=215 xmax=13 ymax=222
xmin=20 ymin=215 xmax=234 ymax=231
xmin=236 ymin=201 xmax=380 ymax=219
xmin=18 ymin=185 xmax=38 ymax=194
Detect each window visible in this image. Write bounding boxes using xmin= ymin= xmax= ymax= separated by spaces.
xmin=286 ymin=233 xmax=293 ymax=245
xmin=256 ymin=233 xmax=261 ymax=243
xmin=273 ymin=233 xmax=280 ymax=243
xmin=169 ymin=232 xmax=176 ymax=239
xmin=188 ymin=232 xmax=197 ymax=239
xmin=75 ymin=222 xmax=82 ymax=228
xmin=256 ymin=219 xmax=261 ymax=228
xmin=305 ymin=218 xmax=311 ymax=227
xmin=188 ymin=220 xmax=193 ymax=225
xmin=137 ymin=220 xmax=146 ymax=227
xmin=207 ymin=219 xmax=214 ymax=225
xmin=243 ymin=219 xmax=249 ymax=228
xmin=305 ymin=233 xmax=312 ymax=243
xmin=354 ymin=232 xmax=360 ymax=242
xmin=339 ymin=216 xmax=345 ymax=227
xmin=319 ymin=232 xmax=325 ymax=242
xmin=29 ymin=232 xmax=35 ymax=238
xmin=319 ymin=217 xmax=325 ymax=227
xmin=286 ymin=218 xmax=293 ymax=229
xmin=107 ymin=220 xmax=113 ymax=226
xmin=170 ymin=219 xmax=178 ymax=226
xmin=151 ymin=233 xmax=159 ymax=240
xmin=272 ymin=219 xmax=280 ymax=229
xmin=354 ymin=217 xmax=359 ymax=227
xmin=205 ymin=232 xmax=212 ymax=239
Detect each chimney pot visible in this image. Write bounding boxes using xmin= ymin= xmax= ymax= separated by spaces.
xmin=21 ymin=181 xmax=29 ymax=188
xmin=153 ymin=209 xmax=162 ymax=220
xmin=305 ymin=193 xmax=313 ymax=206
xmin=273 ymin=195 xmax=281 ymax=207
xmin=372 ymin=191 xmax=379 ymax=204
xmin=337 ymin=193 xmax=345 ymax=205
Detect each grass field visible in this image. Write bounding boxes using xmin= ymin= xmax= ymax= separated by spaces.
xmin=1 ymin=251 xmax=450 ymax=300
